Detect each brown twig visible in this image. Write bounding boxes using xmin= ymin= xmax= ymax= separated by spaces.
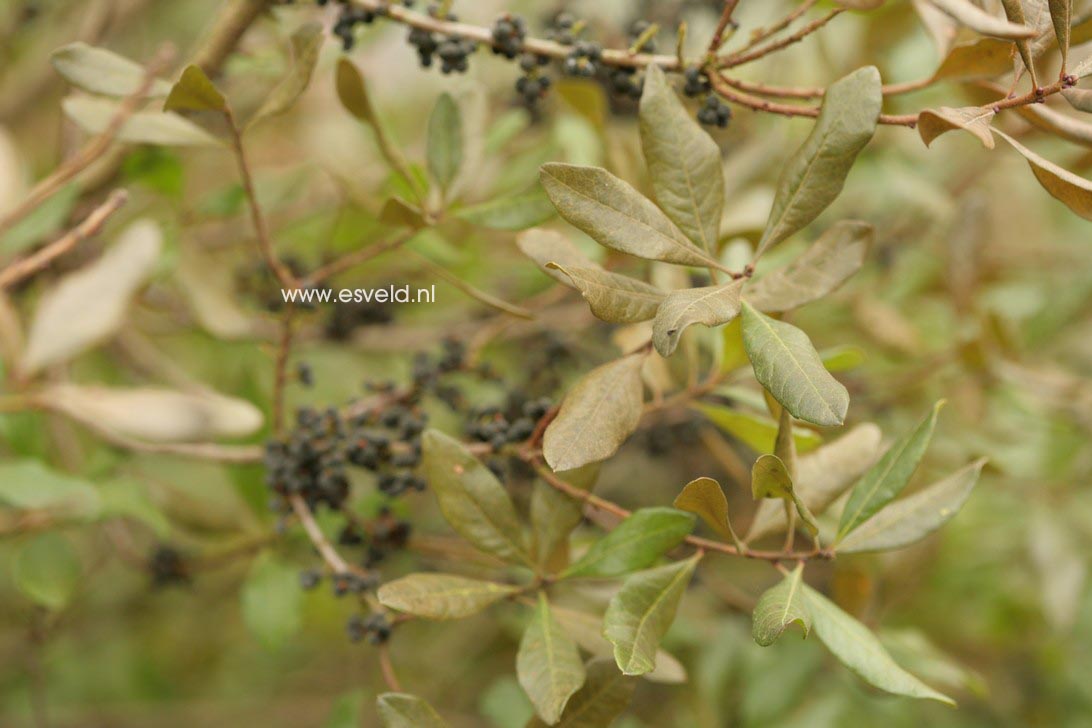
xmin=289 ymin=494 xmax=370 ymax=576
xmin=721 ymin=8 xmax=844 ymax=68
xmin=378 ymin=644 xmax=403 ymax=691
xmin=190 ymin=0 xmax=276 ymax=75
xmin=0 ymin=189 xmax=128 ymax=290
xmin=271 ymin=306 xmax=296 ymax=437
xmin=728 ymin=0 xmax=818 ymax=57
xmin=303 ymin=231 xmax=416 ymax=286
xmin=707 ymin=0 xmax=742 ymax=55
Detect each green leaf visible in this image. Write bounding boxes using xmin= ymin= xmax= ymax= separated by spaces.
xmin=927 ymin=0 xmax=1036 ymax=39
xmin=673 ymin=477 xmax=741 ymax=546
xmin=639 ymin=64 xmax=724 ymax=252
xmin=994 ymin=128 xmax=1092 ymax=221
xmin=653 ymin=278 xmax=745 ymax=357
xmin=323 ymin=690 xmax=365 ymax=728
xmin=751 ymin=454 xmax=819 ymax=536
xmin=741 ymin=302 xmax=849 ymax=427
xmin=752 ymin=563 xmax=810 ymax=646
xmin=377 ymin=573 xmax=521 ymax=619
xmin=50 ymin=42 xmax=172 ymax=97
xmin=249 ymin=23 xmax=323 ymax=127
xmin=1050 ymin=0 xmax=1072 ymax=69
xmin=422 ymin=430 xmax=532 ymax=565
xmin=604 ymin=555 xmax=700 ymax=676
xmin=0 ymin=183 xmax=80 ymax=255
xmin=427 ymin=93 xmax=463 ymax=191
xmin=517 ymin=593 xmax=587 ymax=724
xmin=917 ymin=106 xmax=996 ymax=149
xmin=746 ymin=423 xmax=882 ymax=541
xmin=531 ymin=479 xmax=585 ymax=569
xmin=335 ymin=57 xmax=376 ymax=123
xmin=821 ymin=345 xmax=866 ymax=372
xmin=240 ymin=552 xmax=302 ymax=650
xmin=0 ymin=459 xmax=100 ymax=516
xmin=803 ymin=584 xmax=955 ymax=704
xmin=455 ymin=189 xmax=556 ymax=230
xmin=695 ymin=403 xmax=823 ymax=454
xmin=837 ymin=401 xmax=944 ymax=541
xmin=379 ymin=197 xmax=426 ymax=228
xmin=744 ymin=221 xmax=873 ymax=313
xmin=164 ymin=65 xmax=227 ymax=113
xmin=756 ymin=67 xmax=881 ymax=258
xmin=547 ymin=264 xmax=665 ymax=324
xmin=13 ymin=532 xmax=81 ymax=610
xmin=563 ymin=507 xmax=694 ymax=579
xmin=550 ymin=605 xmax=686 ymax=685
xmin=527 ymin=658 xmax=635 ymax=728
xmin=539 ymin=163 xmax=722 ymax=268
xmin=543 ymin=354 xmax=646 ymax=473
xmin=63 ymin=96 xmax=220 ymax=146
xmin=837 ymin=459 xmax=985 ymax=553
xmin=377 ymin=693 xmax=447 ymax=728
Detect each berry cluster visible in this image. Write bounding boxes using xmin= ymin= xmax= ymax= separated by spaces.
xmin=697 ymin=94 xmax=732 ymax=128
xmin=682 ymin=66 xmax=710 ymax=97
xmin=547 ymin=12 xmax=578 ymax=46
xmin=406 ymin=4 xmax=477 ymax=73
xmin=563 ymin=41 xmax=602 ymax=78
xmin=148 ymin=545 xmax=189 ymax=587
xmin=347 ymin=612 xmax=393 ymax=643
xmin=333 ymin=4 xmax=380 ymax=51
xmin=490 ymin=14 xmax=526 ymax=59
xmin=465 ymin=396 xmax=550 ymax=452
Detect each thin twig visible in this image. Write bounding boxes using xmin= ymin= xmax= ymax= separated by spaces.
xmin=378 ymin=644 xmax=403 ymax=691
xmin=721 ymin=8 xmax=844 ymax=68
xmin=0 ymin=189 xmax=128 ymax=290
xmin=304 ymin=231 xmax=416 ymax=286
xmin=707 ymin=0 xmax=742 ymax=55
xmin=271 ymin=306 xmax=295 ymax=437
xmin=729 ymin=0 xmax=818 ymax=57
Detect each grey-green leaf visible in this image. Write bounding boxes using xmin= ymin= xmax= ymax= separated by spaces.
xmin=517 ymin=228 xmax=597 ymax=285
xmin=803 ymin=584 xmax=955 ymax=704
xmin=63 ymin=96 xmax=220 ymax=146
xmin=639 ymin=64 xmax=724 ymax=251
xmin=377 ymin=573 xmax=521 ymax=619
xmin=543 ymin=354 xmax=646 ymax=472
xmin=455 ymin=189 xmax=556 ymax=230
xmin=548 ymin=264 xmax=665 ymax=323
xmin=604 ymin=555 xmax=700 ymax=676
xmin=927 ymin=0 xmax=1036 ymax=39
xmin=837 ymin=401 xmax=944 ymax=541
xmin=1049 ymin=0 xmax=1072 ymax=69
xmin=539 ymin=163 xmax=722 ymax=268
xmin=422 ymin=429 xmax=531 ymax=565
xmin=527 ymin=658 xmax=635 ymax=728
xmin=752 ymin=454 xmax=819 ymax=536
xmin=741 ymin=301 xmax=849 ymax=427
xmin=756 ymin=67 xmax=881 ymax=258
xmin=427 ymin=93 xmax=462 ymax=191
xmin=994 ymin=128 xmax=1092 ymax=220
xmin=917 ymin=106 xmax=996 ymax=149
xmin=377 ymin=693 xmax=448 ymax=728
xmin=0 ymin=459 xmax=100 ymax=516
xmin=564 ymin=507 xmax=695 ymax=578
xmin=744 ymin=221 xmax=872 ymax=313
xmin=240 ymin=553 xmax=302 ymax=650
xmin=653 ymin=278 xmax=745 ymax=357
xmin=249 ymin=23 xmax=323 ymax=126
xmin=531 ymin=476 xmax=588 ymax=569
xmin=837 ymin=459 xmax=985 ymax=553
xmin=517 ymin=593 xmax=587 ymax=724
xmin=51 ymin=42 xmax=172 ymax=97
xmin=753 ymin=563 xmax=810 ymax=646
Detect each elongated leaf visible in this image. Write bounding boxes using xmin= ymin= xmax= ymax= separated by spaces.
xmin=653 ymin=278 xmax=745 ymax=357
xmin=695 ymin=404 xmax=823 ymax=453
xmin=0 ymin=460 xmax=100 ymax=516
xmin=39 ymin=384 xmax=262 ymax=443
xmin=428 ymin=93 xmax=462 ymax=191
xmin=837 ymin=459 xmax=985 ymax=553
xmin=564 ymin=507 xmax=694 ymax=578
xmin=639 ymin=64 xmax=724 ymax=251
xmin=455 ymin=189 xmax=556 ymax=230
xmin=249 ymin=23 xmax=323 ymax=126
xmin=164 ymin=65 xmax=227 ymax=113
xmin=548 ymin=264 xmax=665 ymax=323
xmin=741 ymin=302 xmax=849 ymax=427
xmin=1062 ymin=87 xmax=1092 ymax=113
xmin=422 ymin=430 xmax=531 ymax=565
xmin=517 ymin=228 xmax=596 ymax=285
xmin=804 ymin=584 xmax=954 ymax=704
xmin=1015 ymin=102 xmax=1092 ymax=147
xmin=752 ymin=454 xmax=819 ymax=536
xmin=22 ymin=218 xmax=162 ymax=375
xmin=543 ymin=354 xmax=646 ymax=472
xmin=1000 ymin=0 xmax=1039 ymax=86
xmin=744 ymin=221 xmax=872 ymax=312
xmin=51 ymin=42 xmax=172 ymax=97
xmin=1049 ymin=0 xmax=1072 ymax=69
xmin=63 ymin=96 xmax=220 ymax=146
xmin=13 ymin=532 xmax=81 ymax=610
xmin=551 ymin=606 xmax=686 ymax=685
xmin=527 ymin=658 xmax=635 ymax=728
xmin=994 ymin=129 xmax=1092 ymax=220
xmin=747 ymin=423 xmax=883 ymax=541
xmin=756 ymin=67 xmax=881 ymax=257
xmin=837 ymin=401 xmax=944 ymax=541
xmin=518 ymin=593 xmax=587 ymax=723
xmin=377 ymin=573 xmax=521 ymax=619
xmin=531 ymin=480 xmax=585 ymax=569
xmin=753 ymin=563 xmax=810 ymax=646
xmin=917 ymin=106 xmax=995 ymax=148
xmin=933 ymin=37 xmax=1016 ymax=80
xmin=604 ymin=555 xmax=700 ymax=676
xmin=673 ymin=477 xmax=739 ymax=543
xmin=927 ymin=0 xmax=1036 ymax=39
xmin=377 ymin=693 xmax=447 ymax=728
xmin=335 ymin=57 xmax=379 ymax=124
xmin=241 ymin=553 xmax=301 ymax=650
xmin=540 ymin=163 xmax=721 ymax=268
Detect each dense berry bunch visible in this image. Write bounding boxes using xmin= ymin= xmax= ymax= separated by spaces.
xmin=697 ymin=94 xmax=732 ymax=128
xmin=563 ymin=41 xmax=602 ymax=78
xmin=346 ymin=612 xmax=392 ymax=644
xmin=491 ymin=14 xmax=526 ymax=59
xmin=682 ymin=66 xmax=710 ymax=97
xmin=547 ymin=12 xmax=577 ymax=46
xmin=407 ymin=25 xmax=439 ymax=67
xmin=465 ymin=396 xmax=551 ymax=452
xmin=333 ymin=5 xmax=379 ymax=51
